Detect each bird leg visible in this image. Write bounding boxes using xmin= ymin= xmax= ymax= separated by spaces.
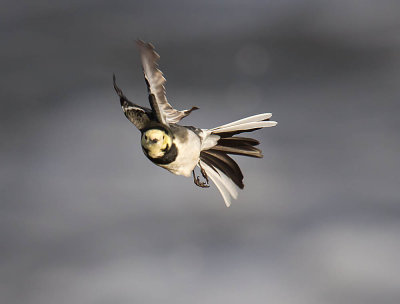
xmin=192 ymin=164 xmax=210 ymax=188
xmin=199 ymin=161 xmax=209 ymax=184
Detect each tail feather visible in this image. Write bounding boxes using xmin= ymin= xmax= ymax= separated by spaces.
xmin=200 ymin=150 xmax=244 ymax=189
xmin=210 ymin=113 xmax=272 ymax=131
xmin=218 ymin=137 xmax=260 ymax=147
xmin=211 ymin=121 xmax=277 ymax=134
xmin=209 ymin=144 xmax=263 ymax=158
xmin=200 ymin=112 xmax=277 ymax=206
xmin=209 ymin=113 xmax=277 ymax=137
xmin=200 ymin=161 xmax=238 ymax=207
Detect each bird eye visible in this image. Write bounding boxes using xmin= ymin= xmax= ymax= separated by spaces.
xmin=145 ymin=135 xmax=148 ymax=140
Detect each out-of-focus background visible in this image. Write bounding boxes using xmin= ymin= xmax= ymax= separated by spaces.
xmin=2 ymin=1 xmax=400 ymax=303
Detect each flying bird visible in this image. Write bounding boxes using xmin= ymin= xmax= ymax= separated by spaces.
xmin=113 ymin=40 xmax=277 ymax=207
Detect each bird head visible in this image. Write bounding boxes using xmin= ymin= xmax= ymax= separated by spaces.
xmin=141 ymin=128 xmax=173 ymax=159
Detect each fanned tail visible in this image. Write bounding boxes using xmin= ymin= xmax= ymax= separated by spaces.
xmin=200 ymin=113 xmax=277 ymax=207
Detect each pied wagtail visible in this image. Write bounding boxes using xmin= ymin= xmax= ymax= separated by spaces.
xmin=113 ymin=40 xmax=277 ymax=207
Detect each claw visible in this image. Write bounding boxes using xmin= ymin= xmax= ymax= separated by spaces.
xmin=193 ymin=170 xmax=210 ymax=188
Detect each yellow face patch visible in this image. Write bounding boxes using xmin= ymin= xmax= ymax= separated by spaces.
xmin=141 ymin=129 xmax=172 ymax=158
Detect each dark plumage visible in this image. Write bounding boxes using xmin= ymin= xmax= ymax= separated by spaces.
xmin=143 ymin=143 xmax=178 ymax=165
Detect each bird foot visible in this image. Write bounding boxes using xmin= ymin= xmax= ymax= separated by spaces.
xmin=193 ymin=167 xmax=210 ymax=188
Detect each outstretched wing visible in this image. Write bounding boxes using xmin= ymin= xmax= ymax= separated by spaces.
xmin=137 ymin=40 xmax=198 ymax=124
xmin=113 ymin=74 xmax=151 ymax=130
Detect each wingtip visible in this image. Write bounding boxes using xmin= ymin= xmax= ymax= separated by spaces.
xmin=136 ymin=39 xmax=155 ymax=51
xmin=112 ymin=74 xmax=125 ymax=101
xmin=186 ymin=106 xmax=199 ymax=114
xmin=112 ymin=73 xmax=118 ymax=91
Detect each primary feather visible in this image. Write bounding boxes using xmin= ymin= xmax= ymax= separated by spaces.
xmin=137 ymin=40 xmax=198 ymax=124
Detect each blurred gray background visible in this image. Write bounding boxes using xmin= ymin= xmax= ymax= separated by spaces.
xmin=1 ymin=1 xmax=400 ymax=303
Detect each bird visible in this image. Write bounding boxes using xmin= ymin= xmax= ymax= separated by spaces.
xmin=113 ymin=40 xmax=277 ymax=207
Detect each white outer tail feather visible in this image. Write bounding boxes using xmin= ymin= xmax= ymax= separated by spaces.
xmin=210 ymin=113 xmax=272 ymax=130
xmin=210 ymin=113 xmax=277 ymax=134
xmin=200 ymin=161 xmax=238 ymax=207
xmin=211 ymin=121 xmax=277 ymax=134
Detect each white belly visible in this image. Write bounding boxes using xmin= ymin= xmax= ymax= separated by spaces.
xmin=160 ymin=130 xmax=201 ymax=177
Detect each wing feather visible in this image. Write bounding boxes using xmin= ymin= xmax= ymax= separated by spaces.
xmin=137 ymin=40 xmax=198 ymax=124
xmin=113 ymin=74 xmax=151 ymax=130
